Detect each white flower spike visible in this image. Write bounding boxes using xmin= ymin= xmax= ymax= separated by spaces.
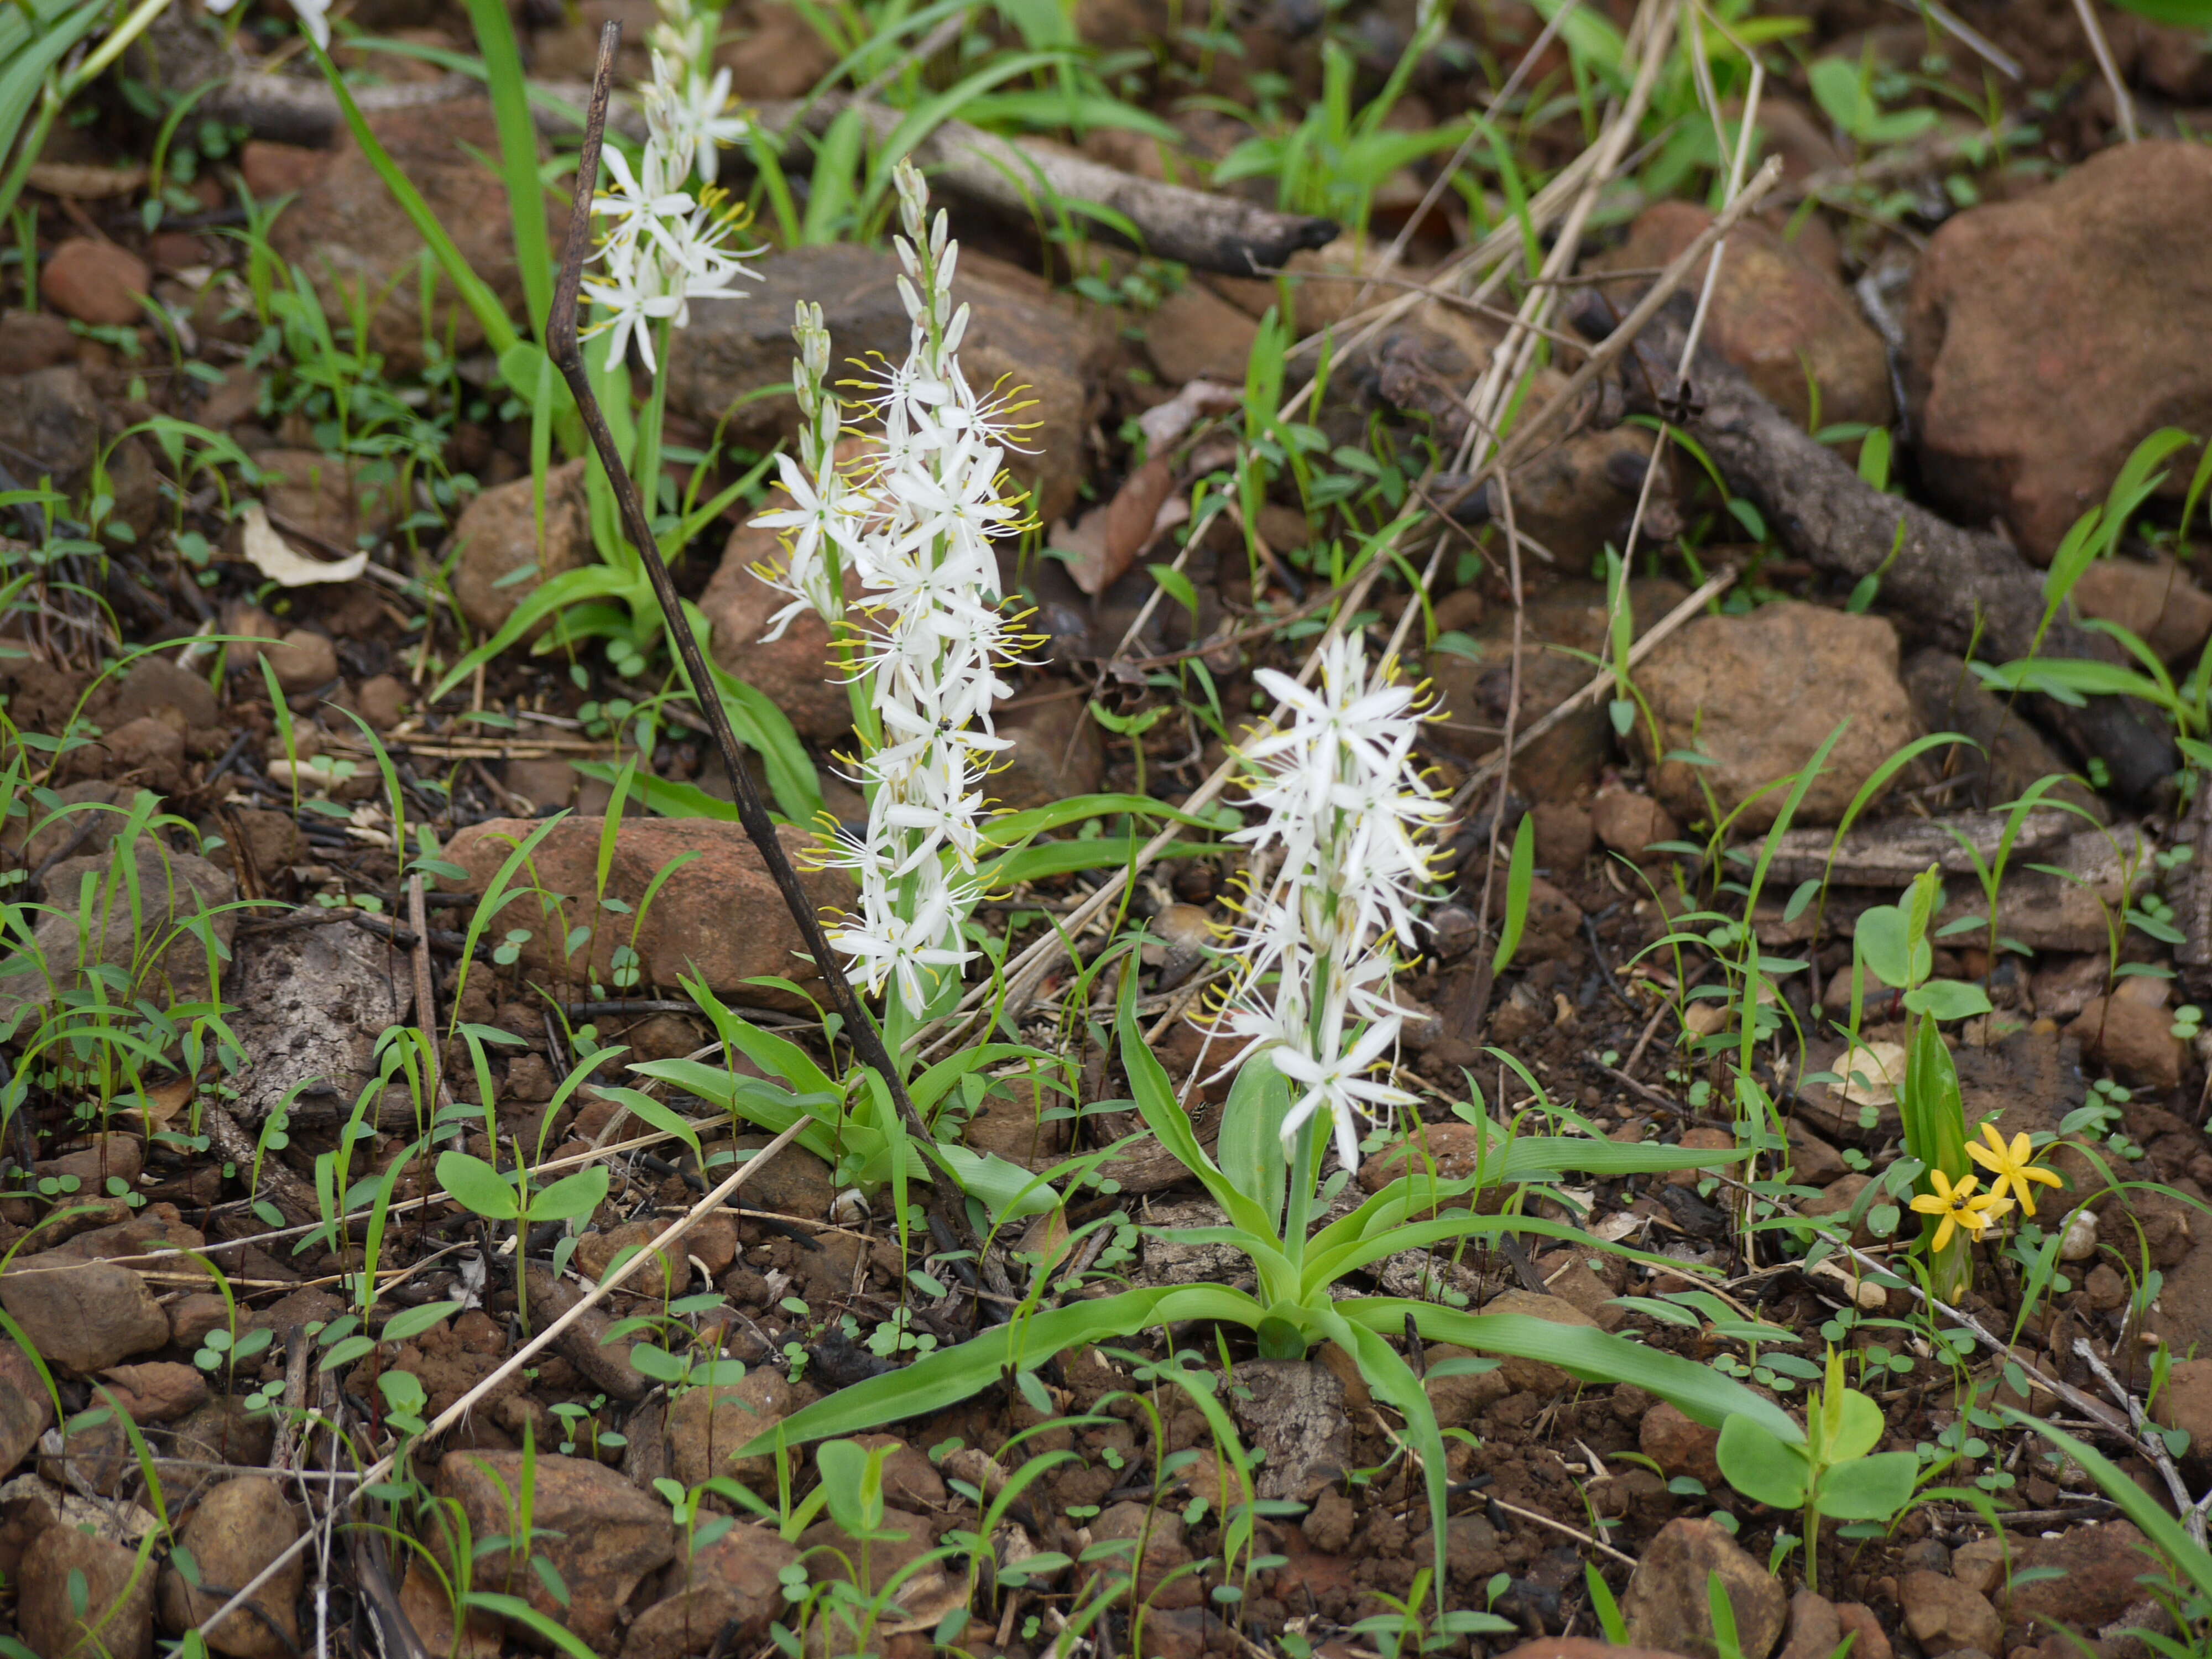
xmin=581 ymin=0 xmax=758 ymax=368
xmin=1222 ymin=633 xmax=1446 ymax=1172
xmin=750 ymin=161 xmax=1030 ymax=1013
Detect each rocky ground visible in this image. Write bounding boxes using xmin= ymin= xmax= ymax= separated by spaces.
xmin=8 ymin=2 xmax=2212 ymax=1658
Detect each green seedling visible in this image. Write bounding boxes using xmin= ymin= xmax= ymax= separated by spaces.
xmin=1718 ymin=1348 xmax=1919 ymax=1593
xmin=434 ymin=1147 xmax=610 ymax=1328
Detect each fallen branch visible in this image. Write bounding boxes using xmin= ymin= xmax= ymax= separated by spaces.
xmin=149 ymin=7 xmax=1335 ymax=279
xmin=745 ymin=95 xmax=1338 ymax=276
xmin=1608 ymin=299 xmax=2179 ymax=804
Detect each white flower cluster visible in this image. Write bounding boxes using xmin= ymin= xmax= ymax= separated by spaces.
xmin=1223 ymin=634 xmax=1446 ymax=1171
xmin=582 ymin=0 xmax=756 ymax=371
xmin=752 ymin=161 xmax=1029 ymax=1011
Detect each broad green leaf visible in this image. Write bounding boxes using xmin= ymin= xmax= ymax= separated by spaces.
xmin=436 ymin=1151 xmax=520 ymax=1220
xmin=1115 ymin=975 xmax=1280 ymax=1246
xmin=1853 ymin=902 xmax=1922 ymax=990
xmin=1902 ymin=979 xmax=1994 ymax=1021
xmin=1814 ymin=1451 xmax=1918 ymax=1521
xmin=1829 ymin=1388 xmax=1885 ymax=1462
xmin=1717 ymin=1416 xmax=1809 ymax=1509
xmin=933 ymin=1144 xmax=1059 ymax=1220
xmin=530 ymin=1165 xmax=610 ymax=1224
xmin=381 ymin=1301 xmax=465 ymax=1343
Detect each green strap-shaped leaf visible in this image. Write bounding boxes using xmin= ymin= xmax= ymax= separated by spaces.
xmin=1342 ymin=1301 xmax=1805 ymax=1444
xmin=735 ymin=1285 xmax=1266 ymax=1456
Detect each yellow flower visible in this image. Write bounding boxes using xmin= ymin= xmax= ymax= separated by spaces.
xmin=1965 ymin=1121 xmax=2064 ymax=1217
xmin=1910 ymin=1168 xmax=2015 ymax=1253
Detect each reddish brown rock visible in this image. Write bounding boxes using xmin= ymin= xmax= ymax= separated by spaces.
xmin=1594 ymin=201 xmax=1892 ymax=432
xmin=96 ymin=1362 xmax=207 ymax=1425
xmin=436 ymin=1450 xmax=675 ymax=1646
xmin=2069 ymin=555 xmax=2212 ymax=662
xmin=1636 ymin=602 xmax=1918 ymax=831
xmin=1623 ymin=1517 xmax=1788 ymax=1659
xmin=269 ymin=102 xmax=533 ymax=372
xmin=1904 ymin=140 xmax=2212 ymax=562
xmin=0 ymin=310 xmax=76 ymax=375
xmin=1640 ymin=1400 xmax=1724 ymax=1489
xmin=713 ymin=0 xmax=837 ymax=100
xmin=2069 ymin=995 xmax=2183 ymax=1092
xmin=0 ymin=1339 xmax=53 ymax=1477
xmin=1898 ymin=1569 xmax=2000 ymax=1655
xmin=240 ymin=141 xmax=332 ymax=199
xmin=1996 ymin=1520 xmax=2152 ymax=1634
xmin=664 ymin=1370 xmax=795 ymax=1496
xmin=1592 ymin=789 xmax=1682 ymax=860
xmin=0 ymin=1256 xmax=169 ymax=1374
xmin=20 ymin=1525 xmax=156 ymax=1659
xmin=442 ymin=816 xmax=847 ymax=1005
xmin=446 ymin=458 xmax=592 ymax=637
xmin=621 ymin=1523 xmax=800 ymax=1659
xmin=41 ymin=238 xmax=152 ymax=327
xmin=158 ymin=1476 xmax=302 ymax=1659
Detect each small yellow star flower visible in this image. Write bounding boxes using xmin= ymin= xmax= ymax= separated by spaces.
xmin=1965 ymin=1121 xmax=2064 ymax=1217
xmin=1910 ymin=1168 xmax=2015 ymax=1253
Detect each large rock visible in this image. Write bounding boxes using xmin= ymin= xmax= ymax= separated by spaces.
xmin=662 ymin=1369 xmax=795 ymax=1495
xmin=698 ymin=519 xmax=855 ymax=742
xmin=248 ymin=448 xmax=405 ymax=550
xmin=620 ymin=1522 xmax=801 ymax=1659
xmin=1475 ymin=1290 xmax=1599 ymax=1395
xmin=2070 ymin=995 xmax=2184 ymax=1092
xmin=19 ymin=1525 xmax=156 ymax=1659
xmin=1996 ymin=1521 xmax=2152 ymax=1634
xmin=1898 ymin=1569 xmax=2001 ymax=1656
xmin=1592 ymin=201 xmax=1892 ymax=432
xmin=441 ymin=816 xmax=846 ymax=1005
xmin=157 ymin=1477 xmax=302 ymax=1659
xmin=992 ymin=691 xmax=1105 ymax=812
xmin=2069 ymin=554 xmax=2212 ymax=664
xmin=447 ymin=458 xmax=593 ymax=637
xmin=1228 ymin=1360 xmax=1348 ymax=1501
xmin=1145 ymin=281 xmax=1258 ymax=384
xmin=41 ymin=238 xmax=152 ymax=327
xmin=1622 ymin=1517 xmax=1787 ymax=1659
xmin=269 ymin=102 xmax=533 ymax=373
xmin=1635 ymin=602 xmax=1919 ymax=831
xmin=1904 ymin=140 xmax=2212 ymax=562
xmin=436 ymin=1451 xmax=675 ymax=1647
xmin=0 ymin=1340 xmax=53 ymax=1477
xmin=0 ymin=839 xmax=239 ymax=1026
xmin=665 ymin=242 xmax=1106 ymax=524
xmin=0 ymin=364 xmax=105 ymax=499
xmin=0 ymin=1258 xmax=168 ymax=1374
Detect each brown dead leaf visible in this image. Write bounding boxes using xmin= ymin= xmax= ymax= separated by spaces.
xmin=1067 ymin=455 xmax=1178 ymax=597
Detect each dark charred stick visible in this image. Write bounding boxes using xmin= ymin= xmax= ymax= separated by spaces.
xmin=1608 ymin=297 xmax=2178 ymax=805
xmin=548 ymin=24 xmax=980 ymax=1266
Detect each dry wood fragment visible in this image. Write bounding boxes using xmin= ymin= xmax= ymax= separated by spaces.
xmin=1757 ymin=808 xmax=2079 ymax=886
